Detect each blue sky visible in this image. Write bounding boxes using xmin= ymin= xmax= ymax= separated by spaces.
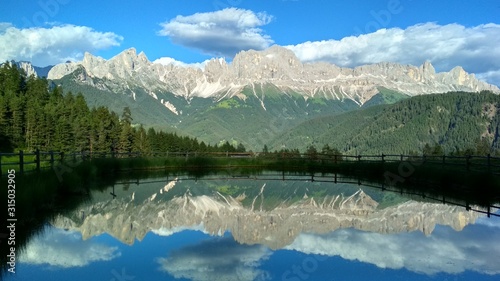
xmin=1 ymin=0 xmax=500 ymax=84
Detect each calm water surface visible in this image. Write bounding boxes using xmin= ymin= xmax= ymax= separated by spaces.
xmin=5 ymin=173 xmax=500 ymax=281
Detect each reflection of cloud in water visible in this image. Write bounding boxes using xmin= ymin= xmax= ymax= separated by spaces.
xmin=152 ymin=224 xmax=206 ymax=237
xmin=285 ymin=224 xmax=500 ymax=275
xmin=476 ymin=213 xmax=500 ymax=228
xmin=158 ymin=237 xmax=271 ymax=281
xmin=19 ymin=227 xmax=120 ymax=268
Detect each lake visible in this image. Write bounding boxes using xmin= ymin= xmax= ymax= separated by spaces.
xmin=4 ymin=172 xmax=500 ymax=281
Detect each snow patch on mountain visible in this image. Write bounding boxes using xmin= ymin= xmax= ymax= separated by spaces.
xmin=47 ymin=46 xmax=500 ymax=107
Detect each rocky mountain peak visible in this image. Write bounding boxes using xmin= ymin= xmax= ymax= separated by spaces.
xmin=231 ymin=45 xmax=303 ymax=81
xmin=47 ymin=46 xmax=500 ymax=104
xmin=15 ymin=61 xmax=38 ymax=77
xmin=4 ymin=61 xmax=54 ymax=78
xmin=421 ymin=60 xmax=436 ymax=75
xmin=138 ymin=51 xmax=149 ymax=63
xmin=82 ymin=52 xmax=100 ymax=65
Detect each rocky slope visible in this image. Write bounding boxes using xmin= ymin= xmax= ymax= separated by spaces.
xmin=48 ymin=46 xmax=499 ymax=106
xmin=51 ymin=181 xmax=480 ymax=249
xmin=8 ymin=61 xmax=53 ymax=78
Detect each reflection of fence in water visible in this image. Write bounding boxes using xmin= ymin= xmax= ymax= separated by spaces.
xmin=113 ymin=172 xmax=500 ymax=218
xmin=3 ymin=150 xmax=500 ymax=175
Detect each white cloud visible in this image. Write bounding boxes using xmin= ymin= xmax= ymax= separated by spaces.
xmin=477 ymin=70 xmax=500 ymax=88
xmin=285 ymin=225 xmax=500 ymax=275
xmin=285 ymin=23 xmax=500 ymax=85
xmin=0 ymin=23 xmax=123 ymax=66
xmin=158 ymin=237 xmax=271 ymax=281
xmin=153 ymin=56 xmax=209 ymax=69
xmin=158 ymin=8 xmax=274 ymax=57
xmin=19 ymin=227 xmax=120 ymax=268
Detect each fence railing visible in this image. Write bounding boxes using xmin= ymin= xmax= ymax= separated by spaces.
xmin=0 ymin=150 xmax=64 ymax=175
xmin=2 ymin=150 xmax=500 ymax=175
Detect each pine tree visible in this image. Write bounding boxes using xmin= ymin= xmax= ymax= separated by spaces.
xmin=262 ymin=144 xmax=269 ymax=154
xmin=118 ymin=124 xmax=134 ymax=155
xmin=306 ymin=145 xmax=318 ymax=159
xmin=236 ymin=143 xmax=246 ymax=152
xmin=0 ymin=95 xmax=7 ymax=136
xmin=25 ymin=75 xmax=49 ymax=105
xmin=132 ymin=125 xmax=150 ymax=155
xmin=9 ymin=95 xmax=25 ymax=148
xmin=117 ymin=107 xmax=133 ymax=155
xmin=25 ymin=98 xmax=42 ymax=150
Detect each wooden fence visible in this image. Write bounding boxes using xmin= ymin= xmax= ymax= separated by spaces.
xmin=2 ymin=150 xmax=500 ymax=176
xmin=0 ymin=150 xmax=64 ymax=175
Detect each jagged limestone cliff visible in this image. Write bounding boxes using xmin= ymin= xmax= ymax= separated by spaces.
xmin=48 ymin=46 xmax=499 ymax=106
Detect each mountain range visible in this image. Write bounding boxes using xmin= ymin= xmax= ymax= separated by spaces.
xmin=51 ymin=177 xmax=480 ymax=249
xmin=17 ymin=46 xmax=500 ymax=152
xmin=47 ymin=46 xmax=498 ymax=102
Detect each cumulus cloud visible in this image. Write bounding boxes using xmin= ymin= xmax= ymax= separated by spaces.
xmin=158 ymin=237 xmax=271 ymax=281
xmin=285 ymin=225 xmax=500 ymax=275
xmin=153 ymin=56 xmax=209 ymax=69
xmin=19 ymin=227 xmax=121 ymax=268
xmin=158 ymin=8 xmax=274 ymax=57
xmin=0 ymin=23 xmax=123 ymax=66
xmin=285 ymin=23 xmax=500 ymax=85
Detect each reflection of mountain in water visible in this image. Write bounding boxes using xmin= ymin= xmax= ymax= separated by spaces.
xmin=51 ymin=178 xmax=481 ymax=249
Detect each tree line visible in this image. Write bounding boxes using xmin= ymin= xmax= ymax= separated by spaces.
xmin=0 ymin=63 xmax=244 ymax=154
xmin=272 ymin=90 xmax=500 ymax=155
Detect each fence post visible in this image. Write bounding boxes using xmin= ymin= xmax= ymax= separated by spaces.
xmin=35 ymin=149 xmax=40 ymax=172
xmin=50 ymin=151 xmax=54 ymax=169
xmin=19 ymin=150 xmax=24 ymax=175
xmin=400 ymin=154 xmax=403 ymax=161
xmin=442 ymin=155 xmax=445 ymax=166
xmin=466 ymin=155 xmax=471 ymax=171
xmin=487 ymin=154 xmax=491 ymax=173
xmin=381 ymin=154 xmax=385 ymax=163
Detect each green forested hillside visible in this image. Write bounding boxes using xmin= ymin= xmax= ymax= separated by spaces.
xmin=361 ymin=87 xmax=409 ymax=107
xmin=270 ymin=91 xmax=500 ymax=155
xmin=6 ymin=62 xmax=498 ymax=155
xmin=0 ymin=63 xmax=242 ymax=153
xmin=177 ymin=86 xmax=359 ymax=150
xmin=54 ymin=76 xmax=361 ymax=150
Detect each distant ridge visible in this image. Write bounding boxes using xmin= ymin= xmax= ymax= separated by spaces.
xmin=47 ymin=46 xmax=499 ymax=106
xmin=6 ymin=61 xmax=54 ymax=78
